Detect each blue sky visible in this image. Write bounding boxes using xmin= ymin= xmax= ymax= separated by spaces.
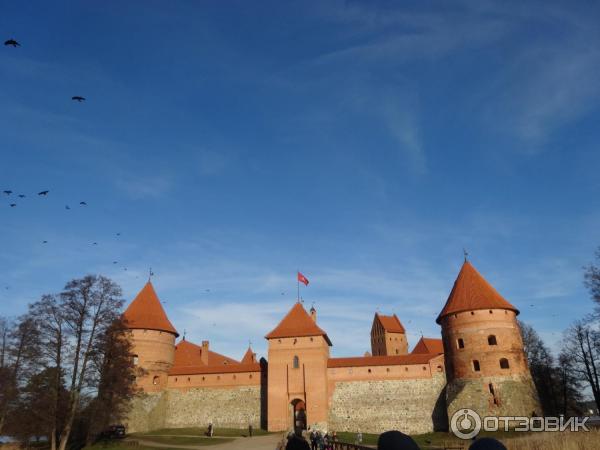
xmin=1 ymin=0 xmax=599 ymax=360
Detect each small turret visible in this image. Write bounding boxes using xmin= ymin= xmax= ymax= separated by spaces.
xmin=123 ymin=281 xmax=178 ymax=392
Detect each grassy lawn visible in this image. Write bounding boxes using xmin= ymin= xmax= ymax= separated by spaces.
xmin=87 ymin=444 xmax=184 ymax=450
xmin=128 ymin=436 xmax=234 ymax=446
xmin=132 ymin=427 xmax=270 ymax=438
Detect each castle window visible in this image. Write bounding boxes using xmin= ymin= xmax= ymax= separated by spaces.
xmin=473 ymin=360 xmax=480 ymax=372
xmin=437 ymin=365 xmax=443 ymax=372
xmin=488 ymin=335 xmax=498 ymax=346
xmin=500 ymin=358 xmax=510 ymax=369
xmin=471 ymin=311 xmax=475 ymax=315
xmin=202 ymin=377 xmax=205 ymax=381
xmin=152 ymin=376 xmax=159 ymax=385
xmin=187 ymin=377 xmax=190 ymax=382
xmin=368 ymin=369 xmax=372 ymax=373
xmin=249 ymin=374 xmax=253 ymax=379
xmin=457 ymin=338 xmax=465 ymax=349
xmin=386 ymin=368 xmax=390 ymax=372
xmin=405 ymin=367 xmax=408 ymax=372
xmin=423 ymin=366 xmax=427 ymax=371
xmin=233 ymin=375 xmax=236 ymax=379
xmin=489 ymin=310 xmax=493 ymax=314
xmin=175 ymin=377 xmax=178 ymax=382
xmin=395 ymin=349 xmax=399 ymax=355
xmin=132 ymin=355 xmax=139 ymax=365
xmin=488 ymin=383 xmax=495 ymax=394
xmin=293 ymin=355 xmax=300 ymax=369
xmin=217 ymin=376 xmax=221 ymax=380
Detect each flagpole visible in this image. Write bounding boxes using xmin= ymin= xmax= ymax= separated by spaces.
xmin=297 ymin=270 xmax=300 ymax=302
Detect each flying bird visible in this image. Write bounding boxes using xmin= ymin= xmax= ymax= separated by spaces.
xmin=116 ymin=232 xmax=121 ymax=236
xmin=18 ymin=194 xmax=25 ymax=198
xmin=92 ymin=242 xmax=98 ymax=245
xmin=113 ymin=261 xmax=118 ymax=264
xmin=72 ymin=96 xmax=86 ymax=102
xmin=38 ymin=190 xmax=49 ymax=196
xmin=80 ymin=201 xmax=87 ymax=206
xmin=3 ymin=190 xmax=12 ymax=195
xmin=65 ymin=205 xmax=70 ymax=210
xmin=4 ymin=39 xmax=20 ymax=48
xmin=9 ymin=204 xmax=16 ymax=207
xmin=42 ymin=241 xmax=48 ymax=244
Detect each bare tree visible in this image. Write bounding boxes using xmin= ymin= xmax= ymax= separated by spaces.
xmin=56 ymin=275 xmax=123 ymax=450
xmin=584 ymin=247 xmax=600 ymax=316
xmin=0 ymin=316 xmax=39 ymax=434
xmin=560 ymin=321 xmax=600 ymax=411
xmin=520 ymin=321 xmax=562 ymax=415
xmin=85 ymin=318 xmax=138 ymax=445
xmin=28 ymin=295 xmax=67 ymax=450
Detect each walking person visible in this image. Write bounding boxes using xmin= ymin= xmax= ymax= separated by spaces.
xmin=310 ymin=429 xmax=317 ymax=450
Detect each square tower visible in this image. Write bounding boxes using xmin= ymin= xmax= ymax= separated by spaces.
xmin=265 ymin=302 xmax=332 ymax=432
xmin=370 ymin=313 xmax=408 ymax=356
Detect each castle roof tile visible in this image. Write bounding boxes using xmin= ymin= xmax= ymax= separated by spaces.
xmin=328 ymin=353 xmax=439 ymax=368
xmin=411 ymin=337 xmax=444 ymax=355
xmin=265 ymin=302 xmax=332 ymax=345
xmin=376 ymin=313 xmax=406 ymax=333
xmin=436 ymin=261 xmax=519 ymax=324
xmin=123 ymin=282 xmax=178 ymax=336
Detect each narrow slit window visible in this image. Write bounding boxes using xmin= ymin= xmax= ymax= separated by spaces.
xmin=473 ymin=360 xmax=481 ymax=372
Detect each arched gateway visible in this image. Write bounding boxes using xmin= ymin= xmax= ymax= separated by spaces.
xmin=291 ymin=399 xmax=307 ymax=434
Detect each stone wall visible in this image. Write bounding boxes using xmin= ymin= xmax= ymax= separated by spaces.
xmin=126 ymin=386 xmax=262 ymax=433
xmin=446 ymin=374 xmax=541 ymax=420
xmin=328 ymin=373 xmax=447 ymax=435
xmin=126 ymin=391 xmax=169 ymax=432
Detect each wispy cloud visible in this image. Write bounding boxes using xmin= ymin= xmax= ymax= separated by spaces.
xmin=114 ymin=171 xmax=173 ymax=200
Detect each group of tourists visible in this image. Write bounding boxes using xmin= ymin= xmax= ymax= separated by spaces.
xmin=308 ymin=428 xmax=338 ymax=450
xmin=281 ymin=429 xmax=508 ymax=450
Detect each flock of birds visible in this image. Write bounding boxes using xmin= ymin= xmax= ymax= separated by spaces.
xmin=5 ymin=38 xmax=86 ymax=103
xmin=2 ymin=189 xmax=87 ymax=209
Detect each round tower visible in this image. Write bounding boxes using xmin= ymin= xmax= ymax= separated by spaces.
xmin=123 ymin=281 xmax=179 ymax=392
xmin=437 ymin=261 xmax=540 ymax=421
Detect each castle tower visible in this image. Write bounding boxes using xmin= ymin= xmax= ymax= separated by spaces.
xmin=123 ymin=281 xmax=179 ymax=392
xmin=437 ymin=261 xmax=540 ymax=420
xmin=265 ymin=303 xmax=332 ymax=432
xmin=370 ymin=313 xmax=408 ymax=356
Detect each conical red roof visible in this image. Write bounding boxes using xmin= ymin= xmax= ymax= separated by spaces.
xmin=123 ymin=281 xmax=178 ymax=336
xmin=265 ymin=302 xmax=332 ymax=345
xmin=436 ymin=261 xmax=519 ymax=324
xmin=241 ymin=346 xmax=256 ymax=364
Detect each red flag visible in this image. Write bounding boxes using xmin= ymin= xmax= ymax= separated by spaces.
xmin=297 ymin=272 xmax=309 ymax=286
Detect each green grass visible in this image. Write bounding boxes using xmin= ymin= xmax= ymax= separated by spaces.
xmin=87 ymin=444 xmax=184 ymax=450
xmin=335 ymin=432 xmax=379 ymax=446
xmin=132 ymin=427 xmax=271 ymax=438
xmin=131 ymin=436 xmax=235 ymax=446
